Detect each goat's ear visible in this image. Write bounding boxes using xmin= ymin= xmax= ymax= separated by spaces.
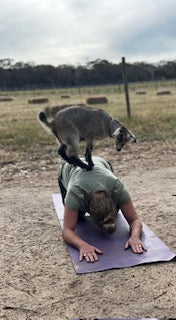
xmin=112 ymin=127 xmax=121 ymax=137
xmin=128 ymin=130 xmax=137 ymax=142
xmin=110 ymin=119 xmax=121 ymax=136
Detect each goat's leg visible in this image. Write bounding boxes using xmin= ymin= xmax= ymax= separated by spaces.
xmin=85 ymin=143 xmax=94 ymax=168
xmin=59 ymin=143 xmax=92 ymax=171
xmin=67 ymin=141 xmax=92 ymax=170
xmin=58 ymin=144 xmax=74 ymax=164
xmin=69 ymin=155 xmax=92 ymax=170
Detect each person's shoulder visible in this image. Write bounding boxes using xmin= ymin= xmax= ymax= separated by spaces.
xmin=65 ymin=187 xmax=82 ymax=211
xmin=92 ymin=156 xmax=104 ymax=161
xmin=92 ymin=156 xmax=110 ymax=167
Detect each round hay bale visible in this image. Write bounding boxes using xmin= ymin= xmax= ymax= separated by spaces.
xmin=86 ymin=96 xmax=108 ymax=104
xmin=61 ymin=95 xmax=70 ymax=99
xmin=28 ymin=98 xmax=49 ymax=104
xmin=136 ymin=91 xmax=146 ymax=95
xmin=157 ymin=90 xmax=171 ymax=95
xmin=0 ymin=97 xmax=13 ymax=102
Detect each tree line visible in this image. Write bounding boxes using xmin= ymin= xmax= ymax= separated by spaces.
xmin=0 ymin=58 xmax=176 ymax=90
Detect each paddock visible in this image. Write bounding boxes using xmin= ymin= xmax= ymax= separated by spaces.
xmin=0 ymin=85 xmax=176 ymax=319
xmin=1 ymin=141 xmax=175 ymax=320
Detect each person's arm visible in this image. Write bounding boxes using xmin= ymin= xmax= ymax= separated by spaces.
xmin=62 ymin=206 xmax=103 ymax=262
xmin=120 ymin=200 xmax=147 ymax=254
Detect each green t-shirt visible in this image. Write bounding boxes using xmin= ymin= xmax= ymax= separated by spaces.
xmin=61 ymin=156 xmax=130 ymax=212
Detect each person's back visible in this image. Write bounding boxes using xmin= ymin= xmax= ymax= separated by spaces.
xmin=61 ymin=156 xmax=130 ymax=213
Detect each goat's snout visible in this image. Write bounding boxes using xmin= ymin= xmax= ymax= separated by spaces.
xmin=116 ymin=145 xmax=123 ymax=151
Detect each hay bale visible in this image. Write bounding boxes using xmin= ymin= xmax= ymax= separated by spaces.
xmin=0 ymin=97 xmax=13 ymax=102
xmin=61 ymin=95 xmax=70 ymax=99
xmin=157 ymin=90 xmax=171 ymax=95
xmin=136 ymin=91 xmax=146 ymax=95
xmin=28 ymin=98 xmax=49 ymax=104
xmin=86 ymin=96 xmax=108 ymax=104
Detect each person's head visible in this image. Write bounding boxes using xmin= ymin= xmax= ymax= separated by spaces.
xmin=89 ymin=191 xmax=117 ymax=234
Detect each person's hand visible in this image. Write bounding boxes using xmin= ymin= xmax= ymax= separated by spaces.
xmin=125 ymin=237 xmax=147 ymax=254
xmin=80 ymin=244 xmax=103 ymax=263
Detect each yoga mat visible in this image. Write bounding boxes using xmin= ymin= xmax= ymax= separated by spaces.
xmin=73 ymin=319 xmax=161 ymax=320
xmin=73 ymin=318 xmax=162 ymax=320
xmin=52 ymin=194 xmax=175 ymax=274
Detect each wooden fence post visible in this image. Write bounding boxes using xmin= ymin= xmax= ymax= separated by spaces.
xmin=121 ymin=57 xmax=131 ymax=118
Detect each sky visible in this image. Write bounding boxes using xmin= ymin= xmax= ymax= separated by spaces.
xmin=0 ymin=0 xmax=176 ymax=66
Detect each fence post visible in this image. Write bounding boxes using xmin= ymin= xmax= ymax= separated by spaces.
xmin=121 ymin=57 xmax=131 ymax=118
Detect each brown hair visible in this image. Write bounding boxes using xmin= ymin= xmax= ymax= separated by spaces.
xmin=89 ymin=192 xmax=117 ymax=234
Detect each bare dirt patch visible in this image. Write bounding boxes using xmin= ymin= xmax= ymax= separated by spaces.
xmin=1 ymin=141 xmax=176 ymax=320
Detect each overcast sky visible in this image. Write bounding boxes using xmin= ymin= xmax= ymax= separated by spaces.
xmin=1 ymin=0 xmax=176 ymax=66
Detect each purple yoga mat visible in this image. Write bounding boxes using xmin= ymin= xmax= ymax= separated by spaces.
xmin=52 ymin=194 xmax=175 ymax=274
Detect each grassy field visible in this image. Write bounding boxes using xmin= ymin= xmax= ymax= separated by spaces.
xmin=0 ymin=81 xmax=176 ymax=154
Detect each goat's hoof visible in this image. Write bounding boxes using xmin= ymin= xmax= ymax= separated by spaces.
xmin=86 ymin=165 xmax=93 ymax=171
xmin=89 ymin=162 xmax=94 ymax=167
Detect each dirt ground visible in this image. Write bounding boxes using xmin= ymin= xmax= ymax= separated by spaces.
xmin=0 ymin=140 xmax=176 ymax=320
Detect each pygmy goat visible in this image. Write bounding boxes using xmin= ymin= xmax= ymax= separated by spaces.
xmin=38 ymin=105 xmax=137 ymax=170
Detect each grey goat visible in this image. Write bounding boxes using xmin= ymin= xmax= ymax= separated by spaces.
xmin=38 ymin=105 xmax=136 ymax=170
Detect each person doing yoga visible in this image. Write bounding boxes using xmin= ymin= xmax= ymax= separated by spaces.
xmin=58 ymin=156 xmax=147 ymax=263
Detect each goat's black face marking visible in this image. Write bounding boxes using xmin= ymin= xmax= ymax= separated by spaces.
xmin=117 ymin=132 xmax=125 ymax=143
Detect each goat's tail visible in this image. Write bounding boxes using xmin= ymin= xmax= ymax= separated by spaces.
xmin=38 ymin=111 xmax=51 ymax=128
xmin=38 ymin=111 xmax=54 ymax=135
xmin=38 ymin=111 xmax=60 ymax=141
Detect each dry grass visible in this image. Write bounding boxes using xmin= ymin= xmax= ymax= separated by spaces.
xmin=0 ymin=82 xmax=175 ymax=154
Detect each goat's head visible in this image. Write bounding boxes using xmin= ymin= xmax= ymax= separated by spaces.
xmin=112 ymin=126 xmax=137 ymax=151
